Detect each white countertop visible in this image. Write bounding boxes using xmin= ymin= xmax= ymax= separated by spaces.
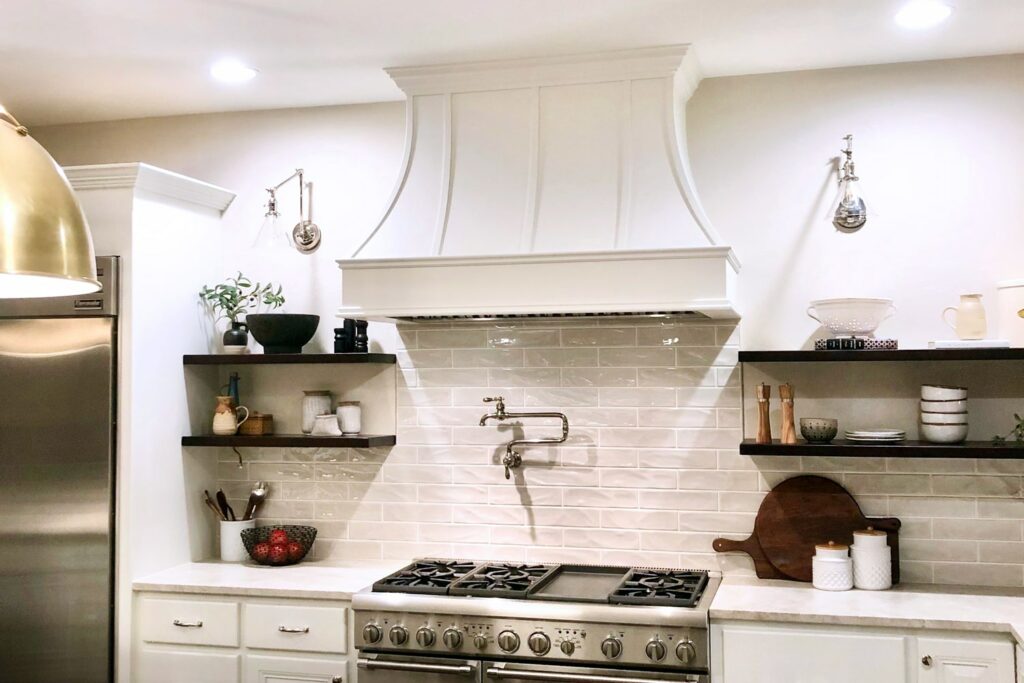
xmin=711 ymin=577 xmax=1024 ymax=647
xmin=133 ymin=560 xmax=408 ymax=600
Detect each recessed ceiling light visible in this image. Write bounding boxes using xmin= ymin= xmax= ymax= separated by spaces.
xmin=210 ymin=58 xmax=258 ymax=84
xmin=894 ymin=0 xmax=953 ymax=30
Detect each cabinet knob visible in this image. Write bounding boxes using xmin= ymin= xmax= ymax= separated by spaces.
xmin=922 ymin=655 xmax=933 ymax=667
xmin=331 ymin=677 xmax=343 ymax=683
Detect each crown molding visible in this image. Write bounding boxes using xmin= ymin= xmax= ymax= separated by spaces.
xmin=64 ymin=162 xmax=235 ymax=214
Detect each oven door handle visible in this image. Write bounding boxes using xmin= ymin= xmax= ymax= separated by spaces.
xmin=358 ymin=658 xmax=478 ymax=676
xmin=485 ymin=666 xmax=698 ymax=683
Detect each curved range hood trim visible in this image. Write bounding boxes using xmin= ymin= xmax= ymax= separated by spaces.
xmin=338 ymin=45 xmax=740 ymax=321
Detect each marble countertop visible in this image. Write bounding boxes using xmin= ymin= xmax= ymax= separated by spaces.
xmin=711 ymin=577 xmax=1024 ymax=647
xmin=133 ymin=560 xmax=408 ymax=600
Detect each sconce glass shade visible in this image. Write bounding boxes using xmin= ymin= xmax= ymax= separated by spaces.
xmin=253 ymin=209 xmax=293 ymax=251
xmin=832 ymin=178 xmax=868 ymax=230
xmin=0 ymin=108 xmax=100 ymax=298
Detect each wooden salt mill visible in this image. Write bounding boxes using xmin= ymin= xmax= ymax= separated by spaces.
xmin=755 ymin=383 xmax=773 ymax=444
xmin=779 ymin=383 xmax=797 ymax=445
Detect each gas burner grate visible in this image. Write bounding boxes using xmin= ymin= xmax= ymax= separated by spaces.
xmin=609 ymin=568 xmax=709 ymax=608
xmin=450 ymin=563 xmax=558 ymax=599
xmin=373 ymin=559 xmax=480 ymax=594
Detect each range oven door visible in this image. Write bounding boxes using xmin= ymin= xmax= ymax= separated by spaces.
xmin=483 ymin=661 xmax=707 ymax=683
xmin=358 ymin=653 xmax=481 ymax=682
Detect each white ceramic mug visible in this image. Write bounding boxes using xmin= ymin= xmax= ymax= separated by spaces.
xmin=943 ymin=293 xmax=987 ymax=340
xmin=220 ymin=518 xmax=255 ymax=562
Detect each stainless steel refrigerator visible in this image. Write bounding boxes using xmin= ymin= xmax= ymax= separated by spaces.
xmin=0 ymin=256 xmax=118 ymax=682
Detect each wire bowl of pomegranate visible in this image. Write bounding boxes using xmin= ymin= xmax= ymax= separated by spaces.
xmin=241 ymin=525 xmax=317 ymax=566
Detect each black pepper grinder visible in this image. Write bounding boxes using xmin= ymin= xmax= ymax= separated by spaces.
xmin=333 ymin=327 xmax=350 ymax=353
xmin=354 ymin=320 xmax=368 ymax=352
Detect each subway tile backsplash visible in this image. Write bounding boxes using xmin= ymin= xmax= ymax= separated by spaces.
xmin=219 ymin=319 xmax=1024 ymax=587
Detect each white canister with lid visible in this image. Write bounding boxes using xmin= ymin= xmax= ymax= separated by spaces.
xmin=302 ymin=390 xmax=333 ymax=434
xmin=851 ymin=527 xmax=892 ymax=591
xmin=812 ymin=541 xmax=853 ymax=591
xmin=336 ymin=401 xmax=362 ymax=435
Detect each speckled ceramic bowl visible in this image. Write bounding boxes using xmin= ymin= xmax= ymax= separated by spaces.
xmin=800 ymin=418 xmax=839 ymax=444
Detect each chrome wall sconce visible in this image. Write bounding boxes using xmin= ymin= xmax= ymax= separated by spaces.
xmin=254 ymin=168 xmax=322 ymax=253
xmin=831 ymin=134 xmax=868 ymax=232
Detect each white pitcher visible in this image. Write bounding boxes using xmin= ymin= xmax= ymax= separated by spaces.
xmin=943 ymin=294 xmax=987 ymax=340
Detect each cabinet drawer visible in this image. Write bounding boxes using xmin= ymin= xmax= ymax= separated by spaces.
xmin=244 ymin=654 xmax=347 ymax=682
xmin=244 ymin=603 xmax=348 ymax=654
xmin=136 ymin=648 xmax=240 ymax=683
xmin=139 ymin=596 xmax=240 ymax=647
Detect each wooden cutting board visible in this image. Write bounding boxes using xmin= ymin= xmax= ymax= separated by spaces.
xmin=713 ymin=475 xmax=902 ymax=583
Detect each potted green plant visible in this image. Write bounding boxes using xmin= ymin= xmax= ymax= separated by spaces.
xmin=200 ymin=273 xmax=285 ymax=353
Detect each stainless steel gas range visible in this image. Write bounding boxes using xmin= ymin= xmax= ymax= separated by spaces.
xmin=353 ymin=560 xmax=719 ymax=683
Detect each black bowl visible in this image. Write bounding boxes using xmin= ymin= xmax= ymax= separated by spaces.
xmin=241 ymin=525 xmax=317 ymax=566
xmin=246 ymin=314 xmax=319 ymax=354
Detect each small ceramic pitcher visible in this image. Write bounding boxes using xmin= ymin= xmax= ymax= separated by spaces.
xmin=212 ymin=395 xmax=249 ymax=435
xmin=943 ymin=294 xmax=987 ymax=340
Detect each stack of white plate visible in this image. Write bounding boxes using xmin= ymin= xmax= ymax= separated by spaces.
xmin=920 ymin=384 xmax=968 ymax=443
xmin=845 ymin=429 xmax=906 ymax=443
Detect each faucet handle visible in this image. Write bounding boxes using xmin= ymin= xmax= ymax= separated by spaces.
xmin=483 ymin=396 xmax=505 ymax=404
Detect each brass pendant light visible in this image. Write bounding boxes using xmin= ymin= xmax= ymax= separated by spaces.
xmin=0 ymin=105 xmax=100 ymax=298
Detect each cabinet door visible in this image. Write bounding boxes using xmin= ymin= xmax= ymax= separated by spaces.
xmin=136 ymin=649 xmax=240 ymax=683
xmin=1017 ymin=646 xmax=1022 ymax=683
xmin=243 ymin=654 xmax=347 ymax=683
xmin=718 ymin=624 xmax=908 ymax=683
xmin=917 ymin=637 xmax=1014 ymax=683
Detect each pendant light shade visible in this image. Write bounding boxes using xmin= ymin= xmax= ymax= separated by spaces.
xmin=0 ymin=107 xmax=100 ymax=298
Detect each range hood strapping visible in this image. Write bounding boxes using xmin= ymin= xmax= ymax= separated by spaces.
xmin=338 ymin=45 xmax=739 ymax=320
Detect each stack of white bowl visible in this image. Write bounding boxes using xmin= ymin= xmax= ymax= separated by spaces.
xmin=920 ymin=384 xmax=968 ymax=443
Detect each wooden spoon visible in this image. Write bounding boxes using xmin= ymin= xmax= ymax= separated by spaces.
xmin=203 ymin=490 xmax=226 ymax=521
xmin=216 ymin=489 xmax=236 ymax=521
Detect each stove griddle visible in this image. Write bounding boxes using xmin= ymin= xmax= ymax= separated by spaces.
xmin=527 ymin=564 xmax=629 ymax=603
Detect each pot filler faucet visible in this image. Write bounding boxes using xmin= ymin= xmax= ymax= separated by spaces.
xmin=479 ymin=397 xmax=570 ymax=479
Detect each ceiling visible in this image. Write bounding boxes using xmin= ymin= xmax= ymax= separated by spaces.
xmin=4 ymin=0 xmax=1024 ymax=126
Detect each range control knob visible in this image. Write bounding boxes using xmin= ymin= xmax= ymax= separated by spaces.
xmin=497 ymin=630 xmax=521 ymax=653
xmin=362 ymin=624 xmax=382 ymax=644
xmin=601 ymin=637 xmax=623 ymax=660
xmin=389 ymin=626 xmax=408 ymax=646
xmin=416 ymin=627 xmax=436 ymax=648
xmin=474 ymin=634 xmax=488 ymax=650
xmin=646 ymin=639 xmax=667 ymax=662
xmin=676 ymin=639 xmax=697 ymax=664
xmin=560 ymin=640 xmax=575 ymax=656
xmin=528 ymin=632 xmax=551 ymax=655
xmin=442 ymin=628 xmax=463 ymax=650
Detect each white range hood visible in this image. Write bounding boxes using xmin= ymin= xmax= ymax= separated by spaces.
xmin=338 ymin=45 xmax=739 ymax=320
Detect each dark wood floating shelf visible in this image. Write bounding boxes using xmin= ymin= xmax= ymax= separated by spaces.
xmin=741 ymin=439 xmax=1024 ymax=458
xmin=182 ymin=434 xmax=397 ymax=448
xmin=183 ymin=353 xmax=396 ymax=365
xmin=739 ymin=348 xmax=1024 ymax=363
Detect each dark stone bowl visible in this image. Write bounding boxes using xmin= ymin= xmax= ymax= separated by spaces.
xmin=246 ymin=314 xmax=319 ymax=354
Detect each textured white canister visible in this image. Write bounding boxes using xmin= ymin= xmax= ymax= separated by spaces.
xmin=852 ymin=528 xmax=892 ymax=590
xmin=812 ymin=541 xmax=853 ymax=591
xmin=336 ymin=401 xmax=362 ymax=434
xmin=219 ymin=519 xmax=255 ymax=562
xmin=301 ymin=390 xmax=333 ymax=434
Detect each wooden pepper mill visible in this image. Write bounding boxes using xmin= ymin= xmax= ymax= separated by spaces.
xmin=779 ymin=383 xmax=797 ymax=445
xmin=755 ymin=383 xmax=773 ymax=444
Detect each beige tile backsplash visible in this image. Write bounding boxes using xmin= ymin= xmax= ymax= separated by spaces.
xmin=219 ymin=319 xmax=1024 ymax=588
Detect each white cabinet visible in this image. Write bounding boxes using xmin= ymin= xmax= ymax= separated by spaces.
xmin=135 ymin=649 xmax=240 ymax=683
xmin=138 ymin=596 xmax=240 ymax=647
xmin=1017 ymin=646 xmax=1023 ymax=683
xmin=917 ymin=637 xmax=1015 ymax=682
xmin=245 ymin=603 xmax=348 ymax=654
xmin=244 ymin=655 xmax=346 ymax=683
xmin=716 ymin=623 xmax=908 ymax=682
xmin=713 ymin=621 xmax=1017 ymax=683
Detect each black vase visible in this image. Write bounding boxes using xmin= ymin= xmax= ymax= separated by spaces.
xmin=223 ymin=321 xmax=249 ymax=348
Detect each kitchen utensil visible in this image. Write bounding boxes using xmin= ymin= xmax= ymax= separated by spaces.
xmin=237 ymin=412 xmax=274 ymax=435
xmin=242 ymin=481 xmax=269 ymax=521
xmin=920 ymin=399 xmax=968 ymax=413
xmin=336 ymin=401 xmax=362 ymax=434
xmin=302 ymin=390 xmax=333 ymax=434
xmin=779 ymin=383 xmax=797 ymax=445
xmin=311 ymin=413 xmax=342 ymax=436
xmin=806 ymin=298 xmax=896 ymax=338
xmin=203 ymin=490 xmax=226 ymax=521
xmin=713 ymin=475 xmax=902 ymax=583
xmin=851 ymin=528 xmax=892 ymax=591
xmin=943 ymin=293 xmax=987 ymax=340
xmin=212 ymin=396 xmax=249 ymax=436
xmin=800 ymin=418 xmax=838 ymax=444
xmin=241 ymin=525 xmax=318 ymax=566
xmin=812 ymin=541 xmax=853 ymax=591
xmin=216 ymin=489 xmax=236 ymax=521
xmin=755 ymin=383 xmax=772 ymax=444
xmin=920 ymin=422 xmax=969 ymax=443
xmin=921 ymin=384 xmax=967 ymax=401
xmin=220 ymin=519 xmax=255 ymax=562
xmin=245 ymin=313 xmax=319 ymax=354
